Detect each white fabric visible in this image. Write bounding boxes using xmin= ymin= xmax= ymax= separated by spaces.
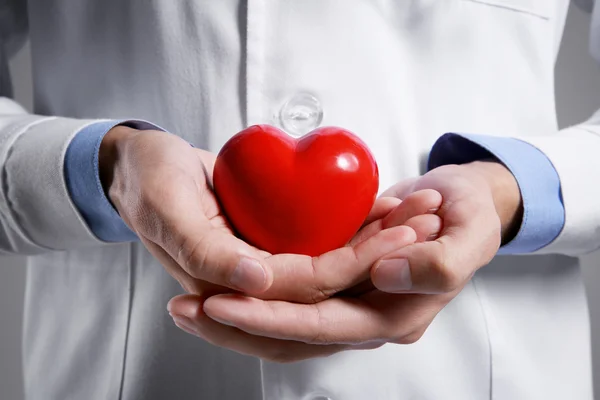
xmin=0 ymin=0 xmax=597 ymax=399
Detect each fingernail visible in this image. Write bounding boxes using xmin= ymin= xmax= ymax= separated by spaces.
xmin=167 ymin=300 xmax=200 ymax=320
xmin=427 ymin=207 xmax=439 ymax=213
xmin=172 ymin=316 xmax=199 ymax=336
xmin=376 ymin=259 xmax=412 ymax=292
xmin=230 ymin=257 xmax=267 ymax=292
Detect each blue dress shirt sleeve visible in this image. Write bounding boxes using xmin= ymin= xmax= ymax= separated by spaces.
xmin=428 ymin=133 xmax=565 ymax=255
xmin=64 ymin=120 xmax=164 ymax=242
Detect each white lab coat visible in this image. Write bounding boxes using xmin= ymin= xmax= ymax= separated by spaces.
xmin=0 ymin=0 xmax=598 ymax=399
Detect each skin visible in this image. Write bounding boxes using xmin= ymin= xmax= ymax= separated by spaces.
xmin=101 ymin=125 xmax=522 ymax=363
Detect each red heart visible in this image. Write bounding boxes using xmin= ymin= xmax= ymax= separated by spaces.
xmin=213 ymin=125 xmax=379 ymax=256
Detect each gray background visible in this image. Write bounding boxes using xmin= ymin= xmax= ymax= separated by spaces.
xmin=1 ymin=3 xmax=600 ymax=399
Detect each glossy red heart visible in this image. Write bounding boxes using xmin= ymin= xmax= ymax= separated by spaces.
xmin=213 ymin=125 xmax=379 ymax=256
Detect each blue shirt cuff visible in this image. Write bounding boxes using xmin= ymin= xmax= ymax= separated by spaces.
xmin=428 ymin=133 xmax=565 ymax=255
xmin=64 ymin=120 xmax=164 ymax=242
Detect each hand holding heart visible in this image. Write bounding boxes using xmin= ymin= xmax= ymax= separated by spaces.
xmin=167 ymin=190 xmax=444 ymax=362
xmin=168 ymin=162 xmax=522 ymax=363
xmin=99 ymin=125 xmax=274 ymax=297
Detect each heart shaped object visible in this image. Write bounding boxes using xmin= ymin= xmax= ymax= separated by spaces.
xmin=213 ymin=125 xmax=379 ymax=256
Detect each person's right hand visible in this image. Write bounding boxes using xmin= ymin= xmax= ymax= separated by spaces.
xmin=99 ymin=125 xmax=273 ymax=296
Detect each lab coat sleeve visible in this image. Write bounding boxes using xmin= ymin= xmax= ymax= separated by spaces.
xmin=511 ymin=1 xmax=600 ymax=256
xmin=517 ymin=113 xmax=600 ymax=256
xmin=427 ymin=1 xmax=600 ymax=257
xmin=430 ymin=123 xmax=600 ymax=257
xmin=0 ymin=0 xmax=117 ymax=255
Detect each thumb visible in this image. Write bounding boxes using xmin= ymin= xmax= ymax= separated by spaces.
xmin=371 ymin=197 xmax=500 ymax=294
xmin=137 ymin=176 xmax=272 ymax=294
xmin=370 ymin=239 xmax=474 ymax=294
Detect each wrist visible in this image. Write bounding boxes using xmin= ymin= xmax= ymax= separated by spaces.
xmin=463 ymin=160 xmax=523 ymax=244
xmin=98 ymin=125 xmax=140 ymax=207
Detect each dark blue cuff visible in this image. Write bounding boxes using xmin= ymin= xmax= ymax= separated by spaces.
xmin=64 ymin=120 xmax=164 ymax=242
xmin=428 ymin=133 xmax=565 ymax=255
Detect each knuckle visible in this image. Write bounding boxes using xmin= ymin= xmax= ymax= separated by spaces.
xmin=307 ymin=285 xmax=333 ymax=305
xmin=439 ymin=270 xmax=463 ymax=293
xmin=430 ymin=250 xmax=462 ymax=292
xmin=307 ymin=257 xmax=336 ymax=304
xmin=448 ymin=199 xmax=477 ymax=222
xmin=309 ymin=250 xmax=362 ymax=303
xmin=305 ymin=304 xmax=327 ymax=345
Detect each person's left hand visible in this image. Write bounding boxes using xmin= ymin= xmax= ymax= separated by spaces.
xmin=168 ymin=161 xmax=523 ymax=362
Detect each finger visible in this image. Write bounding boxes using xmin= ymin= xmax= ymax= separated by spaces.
xmin=260 ymin=225 xmax=417 ymax=303
xmin=141 ymin=237 xmax=234 ymax=297
xmin=402 ymin=214 xmax=443 ymax=242
xmin=372 ymin=204 xmax=500 ymax=294
xmin=168 ymin=294 xmax=347 ymax=362
xmin=348 ymin=197 xmax=402 ymax=247
xmin=380 ymin=177 xmax=419 ymax=199
xmin=360 ymin=197 xmax=402 ymax=229
xmin=382 ymin=189 xmax=442 ymax=229
xmin=339 ymin=214 xmax=442 ymax=297
xmin=175 ymin=227 xmax=273 ymax=294
xmin=202 ymin=291 xmax=445 ymax=345
xmin=204 ymin=294 xmax=380 ymax=344
xmin=347 ymin=218 xmax=385 ymax=247
xmin=349 ymin=191 xmax=442 ymax=247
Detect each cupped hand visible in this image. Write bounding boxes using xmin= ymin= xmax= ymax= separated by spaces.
xmin=167 ymin=162 xmax=522 ymax=363
xmin=100 ymin=126 xmax=272 ymax=295
xmin=371 ymin=161 xmax=521 ymax=294
xmin=167 ymin=189 xmax=444 ymax=362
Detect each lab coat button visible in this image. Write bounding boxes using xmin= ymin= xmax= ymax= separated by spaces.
xmin=279 ymin=92 xmax=323 ymax=137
